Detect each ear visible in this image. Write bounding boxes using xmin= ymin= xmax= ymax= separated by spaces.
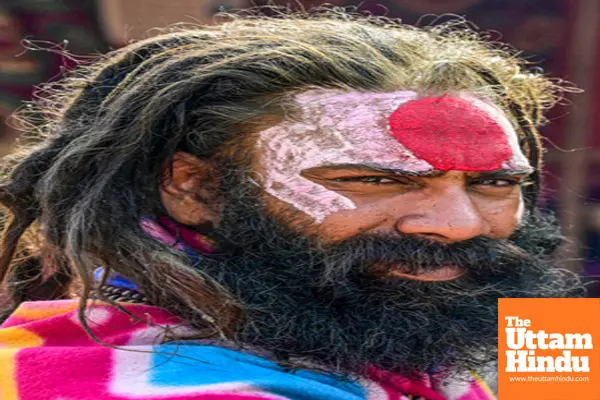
xmin=159 ymin=152 xmax=221 ymax=227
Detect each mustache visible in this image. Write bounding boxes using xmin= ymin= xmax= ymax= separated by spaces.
xmin=312 ymin=233 xmax=532 ymax=285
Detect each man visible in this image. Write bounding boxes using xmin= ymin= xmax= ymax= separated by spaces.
xmin=0 ymin=11 xmax=584 ymax=400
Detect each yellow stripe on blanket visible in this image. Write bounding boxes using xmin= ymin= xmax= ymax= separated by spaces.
xmin=471 ymin=371 xmax=497 ymax=399
xmin=0 ymin=349 xmax=20 ymax=400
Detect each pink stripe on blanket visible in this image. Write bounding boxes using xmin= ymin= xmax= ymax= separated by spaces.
xmin=15 ymin=346 xmax=285 ymax=400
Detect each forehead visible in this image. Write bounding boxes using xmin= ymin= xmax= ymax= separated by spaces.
xmin=257 ymin=89 xmax=530 ymax=173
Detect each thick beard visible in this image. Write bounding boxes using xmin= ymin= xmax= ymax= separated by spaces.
xmin=190 ymin=175 xmax=585 ymax=380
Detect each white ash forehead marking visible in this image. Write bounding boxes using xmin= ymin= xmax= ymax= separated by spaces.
xmin=256 ymin=89 xmax=529 ymax=223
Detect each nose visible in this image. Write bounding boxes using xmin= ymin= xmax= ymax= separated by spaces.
xmin=395 ymin=186 xmax=490 ymax=243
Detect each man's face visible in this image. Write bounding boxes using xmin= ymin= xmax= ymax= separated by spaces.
xmin=255 ymin=89 xmax=531 ymax=280
xmin=161 ymin=88 xmax=582 ymax=378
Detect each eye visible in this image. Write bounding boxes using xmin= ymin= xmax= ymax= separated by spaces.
xmin=471 ymin=178 xmax=523 ymax=188
xmin=333 ymin=176 xmax=402 ymax=185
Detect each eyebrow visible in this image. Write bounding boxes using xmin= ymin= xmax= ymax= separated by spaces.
xmin=307 ymin=163 xmax=534 ymax=178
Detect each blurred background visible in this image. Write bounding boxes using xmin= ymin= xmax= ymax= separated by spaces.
xmin=1 ymin=0 xmax=599 ymax=293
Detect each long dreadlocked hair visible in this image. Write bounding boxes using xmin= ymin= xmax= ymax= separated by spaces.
xmin=0 ymin=9 xmax=573 ymax=336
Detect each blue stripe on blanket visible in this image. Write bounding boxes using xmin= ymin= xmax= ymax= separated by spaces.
xmin=148 ymin=344 xmax=367 ymax=400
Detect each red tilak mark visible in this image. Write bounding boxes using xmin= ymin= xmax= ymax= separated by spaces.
xmin=389 ymin=96 xmax=512 ymax=171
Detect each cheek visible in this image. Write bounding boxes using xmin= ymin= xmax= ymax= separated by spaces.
xmin=473 ymin=193 xmax=524 ymax=238
xmin=261 ymin=190 xmax=333 ymax=235
xmin=263 ymin=190 xmax=390 ymax=243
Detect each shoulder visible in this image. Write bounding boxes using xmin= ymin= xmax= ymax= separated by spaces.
xmin=112 ymin=343 xmax=366 ymax=400
xmin=0 ymin=299 xmax=182 ymax=347
xmin=0 ymin=301 xmax=367 ymax=399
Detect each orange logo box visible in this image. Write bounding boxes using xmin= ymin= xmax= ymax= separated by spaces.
xmin=498 ymin=298 xmax=600 ymax=400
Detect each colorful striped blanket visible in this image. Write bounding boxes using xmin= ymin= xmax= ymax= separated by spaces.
xmin=0 ymin=299 xmax=496 ymax=400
